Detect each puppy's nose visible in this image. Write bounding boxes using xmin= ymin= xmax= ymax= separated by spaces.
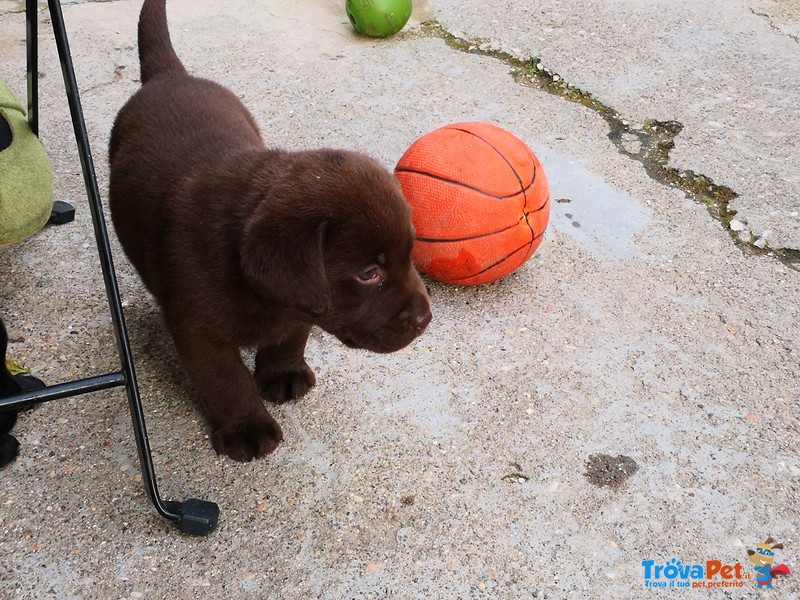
xmin=401 ymin=297 xmax=432 ymax=334
xmin=413 ymin=307 xmax=432 ymax=332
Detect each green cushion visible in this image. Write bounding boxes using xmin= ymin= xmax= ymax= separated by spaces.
xmin=0 ymin=79 xmax=53 ymax=247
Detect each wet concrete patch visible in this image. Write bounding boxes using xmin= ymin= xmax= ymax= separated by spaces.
xmin=584 ymin=453 xmax=640 ymax=489
xmin=539 ymin=146 xmax=654 ymax=260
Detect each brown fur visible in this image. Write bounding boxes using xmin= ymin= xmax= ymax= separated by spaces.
xmin=109 ymin=0 xmax=431 ymax=461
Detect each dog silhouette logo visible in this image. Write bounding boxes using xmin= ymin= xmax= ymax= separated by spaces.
xmin=747 ymin=537 xmax=791 ymax=589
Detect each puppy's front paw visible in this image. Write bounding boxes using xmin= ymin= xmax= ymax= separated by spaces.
xmin=211 ymin=413 xmax=283 ymax=462
xmin=255 ymin=363 xmax=316 ymax=404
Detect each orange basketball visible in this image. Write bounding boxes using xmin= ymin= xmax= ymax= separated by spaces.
xmin=394 ymin=122 xmax=550 ymax=285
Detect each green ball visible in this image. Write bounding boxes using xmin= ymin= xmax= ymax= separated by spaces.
xmin=346 ymin=0 xmax=412 ymax=38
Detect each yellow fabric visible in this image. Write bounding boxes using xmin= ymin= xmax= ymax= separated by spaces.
xmin=5 ymin=358 xmax=29 ymax=377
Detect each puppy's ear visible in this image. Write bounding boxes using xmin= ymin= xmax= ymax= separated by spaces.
xmin=240 ymin=217 xmax=331 ymax=316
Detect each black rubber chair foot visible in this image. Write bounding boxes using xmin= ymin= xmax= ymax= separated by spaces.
xmin=49 ymin=200 xmax=75 ymax=225
xmin=171 ymin=498 xmax=219 ymax=536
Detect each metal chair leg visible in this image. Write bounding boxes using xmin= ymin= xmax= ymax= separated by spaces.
xmin=25 ymin=0 xmax=38 ymax=135
xmin=1 ymin=0 xmax=219 ymax=536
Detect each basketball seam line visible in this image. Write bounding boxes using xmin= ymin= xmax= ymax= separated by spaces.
xmin=395 ymin=167 xmax=538 ymax=200
xmin=443 ymin=234 xmax=544 ymax=282
xmin=449 ymin=127 xmax=543 ymax=247
xmin=415 ymin=210 xmax=547 ymax=243
xmin=416 ymin=228 xmax=546 ymax=245
xmin=449 ymin=127 xmax=534 ymax=191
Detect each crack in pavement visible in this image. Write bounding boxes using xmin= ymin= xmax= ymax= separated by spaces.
xmin=417 ymin=21 xmax=800 ymax=271
xmin=750 ymin=7 xmax=800 ymax=45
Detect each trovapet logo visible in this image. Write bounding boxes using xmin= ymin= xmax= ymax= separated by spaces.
xmin=641 ymin=558 xmax=748 ymax=589
xmin=642 ymin=537 xmax=791 ymax=590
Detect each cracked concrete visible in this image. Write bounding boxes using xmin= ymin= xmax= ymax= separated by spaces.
xmin=432 ymin=0 xmax=800 ymax=251
xmin=751 ymin=0 xmax=800 ymax=42
xmin=417 ymin=23 xmax=799 ymax=267
xmin=1 ymin=0 xmax=799 ymax=598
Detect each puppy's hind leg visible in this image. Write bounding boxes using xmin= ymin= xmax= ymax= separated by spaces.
xmin=254 ymin=323 xmax=316 ymax=404
xmin=171 ymin=329 xmax=283 ymax=462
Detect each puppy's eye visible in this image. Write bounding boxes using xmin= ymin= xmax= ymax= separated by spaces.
xmin=356 ymin=267 xmax=381 ymax=283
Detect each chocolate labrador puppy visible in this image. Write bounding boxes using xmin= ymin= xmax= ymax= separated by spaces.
xmin=109 ymin=0 xmax=431 ymax=461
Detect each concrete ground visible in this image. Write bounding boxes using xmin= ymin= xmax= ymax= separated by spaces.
xmin=1 ymin=0 xmax=798 ymax=597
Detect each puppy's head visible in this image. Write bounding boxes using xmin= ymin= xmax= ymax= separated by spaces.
xmin=241 ymin=149 xmax=431 ymax=352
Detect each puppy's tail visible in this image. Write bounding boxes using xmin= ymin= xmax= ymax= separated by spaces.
xmin=138 ymin=0 xmax=187 ymax=84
